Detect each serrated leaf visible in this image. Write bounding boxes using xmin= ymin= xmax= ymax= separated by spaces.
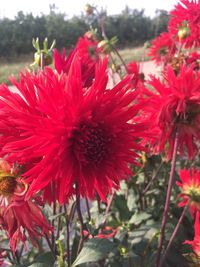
xmin=71 ymin=238 xmax=115 ymax=267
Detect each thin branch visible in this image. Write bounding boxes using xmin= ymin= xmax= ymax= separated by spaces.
xmin=155 ymin=134 xmax=179 ymax=267
xmin=85 ymin=196 xmax=91 ymax=221
xmin=142 ymin=161 xmax=164 ymax=195
xmin=76 ymin=184 xmax=87 ymax=254
xmin=160 ymin=204 xmax=188 ymax=266
xmin=102 ymin=191 xmax=115 ymax=227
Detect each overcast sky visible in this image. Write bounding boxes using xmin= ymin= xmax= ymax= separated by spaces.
xmin=0 ymin=0 xmax=178 ymax=19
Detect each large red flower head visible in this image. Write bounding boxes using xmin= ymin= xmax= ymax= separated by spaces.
xmin=0 ymin=159 xmax=51 ymax=252
xmin=0 ymin=56 xmax=145 ymax=204
xmin=177 ymin=168 xmax=200 ymax=217
xmin=148 ymin=32 xmax=176 ymax=65
xmin=138 ymin=64 xmax=200 ymax=159
xmin=168 ymin=0 xmax=200 ymax=48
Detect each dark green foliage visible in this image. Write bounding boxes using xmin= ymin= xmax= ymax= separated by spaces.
xmin=0 ymin=6 xmax=168 ymax=59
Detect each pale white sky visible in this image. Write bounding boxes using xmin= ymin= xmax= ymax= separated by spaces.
xmin=0 ymin=0 xmax=178 ymax=19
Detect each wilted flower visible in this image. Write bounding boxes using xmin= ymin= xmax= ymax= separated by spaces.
xmin=0 ymin=159 xmax=51 ymax=251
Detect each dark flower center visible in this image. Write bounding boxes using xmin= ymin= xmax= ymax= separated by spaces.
xmin=73 ymin=125 xmax=109 ymax=166
xmin=175 ymin=105 xmax=200 ymax=125
xmin=0 ymin=176 xmax=17 ymax=196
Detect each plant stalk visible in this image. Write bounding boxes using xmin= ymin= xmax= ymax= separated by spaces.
xmin=155 ymin=134 xmax=179 ymax=267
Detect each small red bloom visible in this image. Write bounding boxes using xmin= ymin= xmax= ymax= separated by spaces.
xmin=177 ymin=168 xmax=200 ymax=217
xmin=148 ymin=32 xmax=176 ymax=65
xmin=186 ymin=51 xmax=200 ymax=70
xmin=0 ymin=159 xmax=51 ymax=252
xmin=185 ymin=211 xmax=200 ymax=256
xmin=76 ymin=36 xmax=101 ymax=87
xmin=0 ymin=55 xmax=145 ymax=204
xmin=137 ymin=64 xmax=200 ymax=159
xmin=54 ymin=35 xmax=101 ymax=88
xmin=126 ymin=61 xmax=145 ymax=88
xmin=168 ymin=0 xmax=200 ymax=48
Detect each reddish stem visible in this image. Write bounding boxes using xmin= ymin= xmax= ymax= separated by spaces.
xmin=160 ymin=204 xmax=188 ymax=266
xmin=155 ymin=134 xmax=179 ymax=267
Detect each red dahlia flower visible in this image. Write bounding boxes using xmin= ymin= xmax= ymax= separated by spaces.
xmin=148 ymin=32 xmax=176 ymax=65
xmin=168 ymin=0 xmax=200 ymax=47
xmin=54 ymin=35 xmax=101 ymax=88
xmin=185 ymin=211 xmax=200 ymax=256
xmin=0 ymin=56 xmax=145 ymax=204
xmin=0 ymin=159 xmax=51 ymax=251
xmin=186 ymin=51 xmax=200 ymax=70
xmin=126 ymin=61 xmax=145 ymax=88
xmin=138 ymin=64 xmax=200 ymax=159
xmin=177 ymin=168 xmax=200 ymax=217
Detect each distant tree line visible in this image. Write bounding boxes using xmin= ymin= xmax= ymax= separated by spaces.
xmin=0 ymin=5 xmax=169 ymax=58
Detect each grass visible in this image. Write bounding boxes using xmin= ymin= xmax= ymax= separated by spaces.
xmin=0 ymin=55 xmax=33 ymax=85
xmin=0 ymin=46 xmax=150 ymax=85
xmin=118 ymin=46 xmax=150 ymax=63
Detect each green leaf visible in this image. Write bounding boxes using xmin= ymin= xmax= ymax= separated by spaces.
xmin=71 ymin=238 xmax=115 ymax=267
xmin=34 ymin=252 xmax=55 ymax=265
xmin=29 ymin=264 xmax=47 ymax=267
xmin=129 ymin=212 xmax=151 ymax=225
xmin=49 ymin=211 xmax=65 ymax=220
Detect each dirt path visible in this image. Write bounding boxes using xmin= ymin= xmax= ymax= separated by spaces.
xmin=140 ymin=60 xmax=162 ymax=78
xmin=8 ymin=61 xmax=161 ymax=92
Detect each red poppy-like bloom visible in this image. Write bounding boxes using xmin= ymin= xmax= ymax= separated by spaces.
xmin=126 ymin=61 xmax=145 ymax=88
xmin=177 ymin=168 xmax=200 ymax=217
xmin=148 ymin=32 xmax=176 ymax=65
xmin=138 ymin=64 xmax=200 ymax=159
xmin=168 ymin=0 xmax=200 ymax=47
xmin=185 ymin=211 xmax=200 ymax=256
xmin=54 ymin=35 xmax=101 ymax=87
xmin=0 ymin=56 xmax=145 ymax=204
xmin=0 ymin=159 xmax=51 ymax=251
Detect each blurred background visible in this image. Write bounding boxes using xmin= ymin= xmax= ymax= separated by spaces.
xmin=0 ymin=0 xmax=177 ymax=83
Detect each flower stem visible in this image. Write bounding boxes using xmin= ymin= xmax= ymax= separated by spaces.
xmin=45 ymin=233 xmax=56 ymax=260
xmin=102 ymin=191 xmax=115 ymax=227
xmin=85 ymin=196 xmax=91 ymax=221
xmin=40 ymin=52 xmax=44 ymax=70
xmin=64 ymin=204 xmax=71 ymax=267
xmin=155 ymin=134 xmax=179 ymax=267
xmin=160 ymin=204 xmax=188 ymax=266
xmin=142 ymin=161 xmax=164 ymax=195
xmin=112 ymin=46 xmax=129 ymax=73
xmin=76 ymin=184 xmax=86 ymax=254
